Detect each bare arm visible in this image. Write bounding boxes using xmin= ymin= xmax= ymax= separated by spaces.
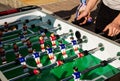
xmin=77 ymin=0 xmax=98 ymax=20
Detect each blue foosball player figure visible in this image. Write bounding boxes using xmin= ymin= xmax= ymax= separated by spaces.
xmin=70 ymin=37 xmax=79 ymax=54
xmin=59 ymin=41 xmax=68 ymax=58
xmin=18 ymin=54 xmax=28 ymax=72
xmin=32 ymin=49 xmax=43 ymax=68
xmin=19 ymin=33 xmax=26 ymax=43
xmin=0 ymin=41 xmax=3 ymax=47
xmin=72 ymin=67 xmax=81 ymax=81
xmin=18 ymin=54 xmax=26 ymax=66
xmin=46 ymin=45 xmax=56 ymax=63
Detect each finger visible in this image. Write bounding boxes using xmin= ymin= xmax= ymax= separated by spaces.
xmin=114 ymin=30 xmax=120 ymax=36
xmin=80 ymin=17 xmax=87 ymax=25
xmin=103 ymin=26 xmax=108 ymax=32
xmin=77 ymin=15 xmax=83 ymax=20
xmin=108 ymin=27 xmax=113 ymax=36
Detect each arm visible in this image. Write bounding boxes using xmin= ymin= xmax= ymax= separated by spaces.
xmin=77 ymin=0 xmax=98 ymax=20
xmin=103 ymin=14 xmax=120 ymax=36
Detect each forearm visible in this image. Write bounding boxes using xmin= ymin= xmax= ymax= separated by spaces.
xmin=112 ymin=14 xmax=120 ymax=25
xmin=85 ymin=0 xmax=98 ymax=13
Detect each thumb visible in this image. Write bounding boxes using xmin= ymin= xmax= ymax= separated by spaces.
xmin=77 ymin=15 xmax=83 ymax=20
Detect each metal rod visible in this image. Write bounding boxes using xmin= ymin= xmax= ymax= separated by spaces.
xmin=0 ymin=61 xmax=16 ymax=69
xmin=9 ymin=73 xmax=30 ymax=81
xmin=2 ymin=65 xmax=22 ymax=73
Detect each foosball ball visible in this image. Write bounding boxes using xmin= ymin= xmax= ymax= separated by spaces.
xmin=0 ymin=6 xmax=120 ymax=81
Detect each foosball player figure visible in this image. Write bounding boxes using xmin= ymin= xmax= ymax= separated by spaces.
xmin=50 ymin=33 xmax=57 ymax=48
xmin=0 ymin=30 xmax=3 ymax=37
xmin=19 ymin=33 xmax=26 ymax=43
xmin=13 ymin=43 xmax=19 ymax=58
xmin=4 ymin=22 xmax=9 ymax=32
xmin=46 ymin=45 xmax=56 ymax=63
xmin=0 ymin=47 xmax=7 ymax=64
xmin=22 ymin=23 xmax=28 ymax=35
xmin=39 ymin=36 xmax=45 ymax=52
xmin=70 ymin=37 xmax=79 ymax=54
xmin=18 ymin=54 xmax=28 ymax=72
xmin=59 ymin=41 xmax=68 ymax=58
xmin=0 ymin=40 xmax=3 ymax=47
xmin=26 ymin=39 xmax=33 ymax=53
xmin=40 ymin=30 xmax=48 ymax=40
xmin=32 ymin=49 xmax=43 ymax=68
xmin=72 ymin=67 xmax=81 ymax=81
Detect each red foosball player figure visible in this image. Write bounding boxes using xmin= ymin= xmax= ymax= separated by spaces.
xmin=70 ymin=37 xmax=79 ymax=55
xmin=26 ymin=39 xmax=33 ymax=53
xmin=46 ymin=45 xmax=56 ymax=63
xmin=0 ymin=47 xmax=6 ymax=64
xmin=50 ymin=33 xmax=57 ymax=48
xmin=39 ymin=36 xmax=45 ymax=52
xmin=59 ymin=41 xmax=68 ymax=58
xmin=4 ymin=22 xmax=9 ymax=32
xmin=32 ymin=49 xmax=42 ymax=68
xmin=23 ymin=23 xmax=28 ymax=34
xmin=13 ymin=43 xmax=19 ymax=58
xmin=0 ymin=30 xmax=3 ymax=37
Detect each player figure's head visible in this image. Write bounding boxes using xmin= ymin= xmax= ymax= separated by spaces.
xmin=18 ymin=54 xmax=22 ymax=58
xmin=73 ymin=66 xmax=78 ymax=72
xmin=39 ymin=36 xmax=43 ymax=40
xmin=33 ymin=49 xmax=36 ymax=53
xmin=23 ymin=23 xmax=26 ymax=26
xmin=70 ymin=37 xmax=74 ymax=40
xmin=59 ymin=40 xmax=62 ymax=44
xmin=46 ymin=45 xmax=50 ymax=48
xmin=51 ymin=33 xmax=54 ymax=36
xmin=13 ymin=43 xmax=17 ymax=46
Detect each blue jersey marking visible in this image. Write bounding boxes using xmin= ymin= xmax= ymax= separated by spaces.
xmin=47 ymin=48 xmax=53 ymax=54
xmin=20 ymin=35 xmax=25 ymax=39
xmin=33 ymin=52 xmax=39 ymax=58
xmin=71 ymin=40 xmax=77 ymax=45
xmin=72 ymin=72 xmax=81 ymax=79
xmin=0 ymin=42 xmax=2 ymax=47
xmin=59 ymin=44 xmax=66 ymax=49
xmin=19 ymin=57 xmax=25 ymax=63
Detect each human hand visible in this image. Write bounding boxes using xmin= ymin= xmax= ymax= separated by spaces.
xmin=103 ymin=22 xmax=120 ymax=37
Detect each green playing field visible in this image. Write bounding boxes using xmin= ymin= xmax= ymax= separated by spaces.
xmin=0 ymin=23 xmax=120 ymax=81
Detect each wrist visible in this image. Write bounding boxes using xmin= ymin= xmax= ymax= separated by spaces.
xmin=112 ymin=14 xmax=120 ymax=26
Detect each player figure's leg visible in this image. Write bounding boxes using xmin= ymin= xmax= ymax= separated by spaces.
xmin=61 ymin=49 xmax=68 ymax=58
xmin=52 ymin=41 xmax=57 ymax=48
xmin=41 ymin=44 xmax=45 ymax=52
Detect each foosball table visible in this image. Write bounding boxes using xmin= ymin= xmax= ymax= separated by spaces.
xmin=0 ymin=6 xmax=120 ymax=81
